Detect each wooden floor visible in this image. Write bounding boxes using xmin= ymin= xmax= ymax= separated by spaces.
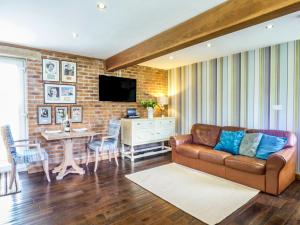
xmin=1 ymin=153 xmax=300 ymax=225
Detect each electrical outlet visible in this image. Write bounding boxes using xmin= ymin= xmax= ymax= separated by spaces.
xmin=272 ymin=105 xmax=283 ymax=111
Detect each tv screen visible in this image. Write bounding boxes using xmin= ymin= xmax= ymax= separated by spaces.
xmin=99 ymin=75 xmax=136 ymax=102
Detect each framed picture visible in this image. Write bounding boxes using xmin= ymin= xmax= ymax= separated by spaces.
xmin=55 ymin=106 xmax=68 ymax=124
xmin=44 ymin=84 xmax=76 ymax=104
xmin=42 ymin=59 xmax=59 ymax=82
xmin=71 ymin=106 xmax=83 ymax=123
xmin=37 ymin=106 xmax=52 ymax=125
xmin=61 ymin=61 xmax=77 ymax=83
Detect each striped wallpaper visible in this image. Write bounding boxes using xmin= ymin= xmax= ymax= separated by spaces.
xmin=168 ymin=40 xmax=300 ymax=172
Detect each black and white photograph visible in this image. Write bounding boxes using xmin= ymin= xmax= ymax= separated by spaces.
xmin=42 ymin=59 xmax=59 ymax=81
xmin=61 ymin=61 xmax=77 ymax=83
xmin=44 ymin=84 xmax=76 ymax=104
xmin=55 ymin=106 xmax=68 ymax=124
xmin=71 ymin=106 xmax=83 ymax=123
xmin=37 ymin=106 xmax=52 ymax=125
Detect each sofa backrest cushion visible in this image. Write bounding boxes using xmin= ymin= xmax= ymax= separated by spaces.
xmin=191 ymin=124 xmax=221 ymax=147
xmin=222 ymin=126 xmax=247 ymax=132
xmin=247 ymin=129 xmax=296 ymax=148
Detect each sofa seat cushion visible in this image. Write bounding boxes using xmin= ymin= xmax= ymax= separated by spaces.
xmin=198 ymin=149 xmax=232 ymax=165
xmin=176 ymin=144 xmax=211 ymax=159
xmin=225 ymin=155 xmax=266 ymax=175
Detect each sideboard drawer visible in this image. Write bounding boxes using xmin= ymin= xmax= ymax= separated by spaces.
xmin=133 ymin=120 xmax=154 ymax=130
xmin=155 ymin=119 xmax=175 ymax=128
xmin=155 ymin=130 xmax=171 ymax=140
xmin=133 ymin=129 xmax=156 ymax=144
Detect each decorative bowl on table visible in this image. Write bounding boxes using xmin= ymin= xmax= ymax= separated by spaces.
xmin=72 ymin=128 xmax=88 ymax=132
xmin=44 ymin=130 xmax=62 ymax=134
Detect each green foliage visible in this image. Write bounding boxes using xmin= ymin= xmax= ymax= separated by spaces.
xmin=140 ymin=99 xmax=157 ymax=109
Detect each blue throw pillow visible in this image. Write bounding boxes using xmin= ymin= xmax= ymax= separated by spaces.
xmin=214 ymin=130 xmax=245 ymax=155
xmin=256 ymin=134 xmax=287 ymax=160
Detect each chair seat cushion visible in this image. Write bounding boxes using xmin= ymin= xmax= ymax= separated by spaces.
xmin=15 ymin=148 xmax=48 ymax=164
xmin=225 ymin=155 xmax=266 ymax=175
xmin=88 ymin=139 xmax=117 ymax=152
xmin=176 ymin=144 xmax=211 ymax=159
xmin=198 ymin=148 xmax=232 ymax=165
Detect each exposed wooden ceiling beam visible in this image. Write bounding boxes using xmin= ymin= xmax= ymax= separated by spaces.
xmin=105 ymin=0 xmax=300 ymax=71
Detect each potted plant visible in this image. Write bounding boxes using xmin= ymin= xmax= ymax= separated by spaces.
xmin=140 ymin=99 xmax=157 ymax=119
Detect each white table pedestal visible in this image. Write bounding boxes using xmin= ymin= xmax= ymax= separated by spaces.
xmin=52 ymin=139 xmax=85 ymax=180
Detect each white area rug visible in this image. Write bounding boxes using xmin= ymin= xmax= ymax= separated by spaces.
xmin=126 ymin=163 xmax=259 ymax=225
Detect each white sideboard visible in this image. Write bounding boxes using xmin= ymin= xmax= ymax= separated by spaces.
xmin=121 ymin=117 xmax=176 ymax=162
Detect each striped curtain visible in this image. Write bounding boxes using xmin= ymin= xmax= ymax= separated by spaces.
xmin=168 ymin=40 xmax=300 ymax=171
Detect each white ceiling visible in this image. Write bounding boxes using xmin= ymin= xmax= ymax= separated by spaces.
xmin=1 ymin=1 xmax=299 ymax=70
xmin=141 ymin=11 xmax=300 ymax=69
xmin=0 ymin=0 xmax=225 ymax=59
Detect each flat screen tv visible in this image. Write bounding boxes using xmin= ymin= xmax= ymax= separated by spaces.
xmin=99 ymin=75 xmax=136 ymax=102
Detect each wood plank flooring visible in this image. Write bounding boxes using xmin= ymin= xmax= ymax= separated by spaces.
xmin=0 ymin=153 xmax=299 ymax=225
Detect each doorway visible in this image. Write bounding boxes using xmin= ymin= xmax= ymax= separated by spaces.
xmin=0 ymin=56 xmax=27 ymax=162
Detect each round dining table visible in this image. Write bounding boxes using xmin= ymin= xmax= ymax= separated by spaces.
xmin=41 ymin=130 xmax=97 ymax=180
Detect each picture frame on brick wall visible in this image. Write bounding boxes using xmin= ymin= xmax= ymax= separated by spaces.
xmin=37 ymin=106 xmax=52 ymax=125
xmin=44 ymin=83 xmax=76 ymax=104
xmin=55 ymin=106 xmax=69 ymax=124
xmin=61 ymin=61 xmax=77 ymax=83
xmin=42 ymin=58 xmax=60 ymax=82
xmin=71 ymin=106 xmax=83 ymax=123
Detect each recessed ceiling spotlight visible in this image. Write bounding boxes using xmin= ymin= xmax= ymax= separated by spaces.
xmin=97 ymin=2 xmax=107 ymax=10
xmin=265 ymin=24 xmax=274 ymax=29
xmin=206 ymin=42 xmax=212 ymax=48
xmin=169 ymin=56 xmax=174 ymax=60
xmin=72 ymin=32 xmax=79 ymax=38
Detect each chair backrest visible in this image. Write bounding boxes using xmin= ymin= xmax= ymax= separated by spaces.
xmin=108 ymin=119 xmax=121 ymax=138
xmin=0 ymin=125 xmax=16 ymax=162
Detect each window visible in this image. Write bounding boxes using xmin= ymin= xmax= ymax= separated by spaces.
xmin=0 ymin=56 xmax=27 ymax=162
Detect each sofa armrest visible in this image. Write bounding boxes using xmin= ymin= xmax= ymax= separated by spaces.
xmin=267 ymin=147 xmax=295 ymax=171
xmin=170 ymin=134 xmax=192 ymax=149
xmin=266 ymin=147 xmax=296 ymax=195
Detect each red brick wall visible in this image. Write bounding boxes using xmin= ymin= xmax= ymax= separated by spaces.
xmin=26 ymin=50 xmax=167 ymax=172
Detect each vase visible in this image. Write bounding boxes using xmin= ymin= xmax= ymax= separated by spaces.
xmin=147 ymin=107 xmax=154 ymax=119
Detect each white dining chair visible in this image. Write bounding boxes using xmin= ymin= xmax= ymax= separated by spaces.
xmin=86 ymin=119 xmax=120 ymax=172
xmin=1 ymin=125 xmax=50 ymax=188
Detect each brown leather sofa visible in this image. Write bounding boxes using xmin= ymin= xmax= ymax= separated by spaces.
xmin=170 ymin=124 xmax=297 ymax=195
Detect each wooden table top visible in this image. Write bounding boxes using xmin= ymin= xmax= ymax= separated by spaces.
xmin=41 ymin=131 xmax=98 ymax=141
